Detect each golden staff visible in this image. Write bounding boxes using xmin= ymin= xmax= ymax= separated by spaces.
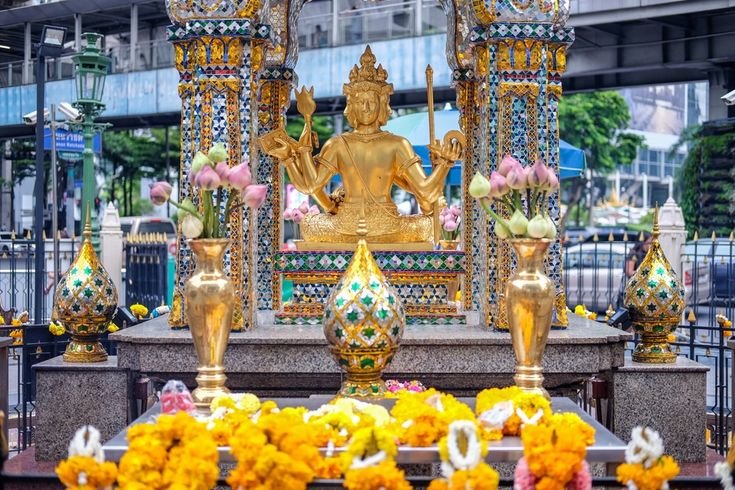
xmin=426 ymin=65 xmax=436 ymax=152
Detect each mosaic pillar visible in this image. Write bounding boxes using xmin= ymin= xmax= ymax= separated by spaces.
xmin=165 ymin=1 xmax=270 ymax=330
xmin=469 ymin=1 xmax=574 ymax=329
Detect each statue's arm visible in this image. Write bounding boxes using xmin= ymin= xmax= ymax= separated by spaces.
xmin=395 ymin=139 xmax=452 ymax=214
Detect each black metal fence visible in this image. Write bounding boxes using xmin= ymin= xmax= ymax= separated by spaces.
xmin=562 ymin=232 xmax=735 ymax=455
xmin=124 ymin=235 xmax=168 ymax=308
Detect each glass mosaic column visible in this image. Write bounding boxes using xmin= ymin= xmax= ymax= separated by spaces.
xmin=469 ymin=0 xmax=575 ymax=329
xmin=165 ymin=0 xmax=270 ymax=330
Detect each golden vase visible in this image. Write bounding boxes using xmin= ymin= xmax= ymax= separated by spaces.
xmin=505 ymin=238 xmax=554 ymax=399
xmin=184 ymin=238 xmax=234 ymax=412
xmin=439 ymin=239 xmax=461 ymax=251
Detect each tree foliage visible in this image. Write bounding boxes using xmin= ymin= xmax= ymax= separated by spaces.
xmin=102 ymin=127 xmax=180 ymax=216
xmin=558 ymin=91 xmax=645 ymax=227
xmin=285 ymin=115 xmax=334 ymax=148
xmin=559 ymin=91 xmax=644 ymax=174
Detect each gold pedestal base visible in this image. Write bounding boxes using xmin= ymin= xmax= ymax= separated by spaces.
xmin=63 ymin=337 xmax=108 ymax=363
xmin=514 ymin=365 xmax=550 ymax=400
xmin=632 ymin=332 xmax=677 ymax=363
xmin=192 ymin=366 xmax=230 ymax=413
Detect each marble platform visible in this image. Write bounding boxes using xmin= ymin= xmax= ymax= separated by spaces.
xmin=111 ymin=313 xmax=631 ymax=396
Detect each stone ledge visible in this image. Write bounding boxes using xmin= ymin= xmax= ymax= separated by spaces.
xmin=32 ymin=355 xmax=122 ymax=372
xmin=616 ymin=355 xmax=710 ymax=373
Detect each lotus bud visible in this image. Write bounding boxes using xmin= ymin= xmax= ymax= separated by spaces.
xmin=181 ymin=214 xmax=203 ymax=239
xmin=207 ymin=142 xmax=228 ymax=163
xmin=527 ymin=215 xmax=548 ymax=238
xmin=494 ymin=219 xmax=511 ymax=239
xmin=283 ymin=209 xmax=294 ymax=221
xmin=191 ymin=151 xmax=212 ymax=174
xmin=488 ymin=172 xmax=509 ymax=199
xmin=508 ymin=209 xmax=529 ymax=236
xmin=544 ymin=215 xmax=557 ymax=239
xmin=469 ymin=173 xmax=492 ymax=198
xmin=498 ymin=155 xmax=520 ymax=177
xmin=527 ymin=159 xmax=550 ymax=188
xmin=149 ymin=182 xmax=172 ymax=205
xmin=243 ymin=184 xmax=268 ymax=209
xmin=506 ymin=166 xmax=528 ymax=190
xmin=214 ymin=161 xmax=230 ymax=181
xmin=545 ymin=171 xmax=559 ymax=190
xmin=178 ymin=198 xmax=197 ymax=219
xmin=292 ymin=209 xmax=304 ymax=224
xmin=450 ymin=206 xmax=461 ymax=217
xmin=299 ymin=202 xmax=310 ymax=214
xmin=308 ymin=205 xmax=320 ymax=215
xmin=195 ymin=165 xmax=221 ymax=191
xmin=226 ymin=163 xmax=252 ymax=191
xmin=443 ymin=219 xmax=458 ymax=232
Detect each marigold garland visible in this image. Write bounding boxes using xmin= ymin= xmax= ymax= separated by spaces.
xmin=391 ymin=389 xmax=475 ymax=446
xmin=616 ymin=426 xmax=680 ymax=490
xmin=519 ymin=412 xmax=595 ymax=490
xmin=116 ymin=411 xmax=219 ymax=490
xmin=343 ymin=460 xmax=412 ymax=490
xmin=342 ymin=427 xmax=411 ymax=490
xmin=56 ymin=455 xmax=118 ymax=490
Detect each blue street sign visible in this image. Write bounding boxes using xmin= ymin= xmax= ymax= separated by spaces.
xmin=44 ymin=127 xmax=102 ymax=153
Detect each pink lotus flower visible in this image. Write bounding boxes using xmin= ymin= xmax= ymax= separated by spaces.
xmin=283 ymin=208 xmax=294 ymax=221
xmin=449 ymin=206 xmax=461 ymax=217
xmin=195 ymin=165 xmax=221 ymax=191
xmin=226 ymin=163 xmax=252 ymax=191
xmin=488 ymin=171 xmax=509 ymax=199
xmin=243 ymin=184 xmax=267 ymax=209
xmin=214 ymin=161 xmax=230 ymax=180
xmin=506 ymin=165 xmax=528 ymax=190
xmin=498 ymin=154 xmax=520 ymax=177
xmin=439 ymin=213 xmax=446 ymax=224
xmin=149 ymin=182 xmax=172 ymax=205
xmin=444 ymin=219 xmax=459 ymax=232
xmin=527 ymin=159 xmax=550 ymax=188
xmin=298 ymin=202 xmax=310 ymax=214
xmin=292 ymin=209 xmax=304 ymax=224
xmin=308 ymin=205 xmax=320 ymax=215
xmin=545 ymin=171 xmax=559 ymax=190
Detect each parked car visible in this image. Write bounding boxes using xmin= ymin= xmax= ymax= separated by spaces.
xmin=562 ymin=242 xmax=631 ymax=313
xmin=120 ymin=216 xmax=177 ymax=256
xmin=683 ymin=239 xmax=735 ymax=305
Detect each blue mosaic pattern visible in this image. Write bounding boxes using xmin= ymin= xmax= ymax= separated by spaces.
xmin=167 ymin=20 xmax=271 ymax=40
xmin=473 ymin=0 xmax=571 ymax=26
xmin=470 ymin=24 xmax=575 ymax=43
xmin=239 ymin=46 xmax=254 ymax=328
xmin=485 ymin=43 xmax=500 ymax=325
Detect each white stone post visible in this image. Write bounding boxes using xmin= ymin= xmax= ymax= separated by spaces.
xmin=100 ymin=203 xmax=123 ymax=297
xmin=658 ymin=197 xmax=687 ymax=279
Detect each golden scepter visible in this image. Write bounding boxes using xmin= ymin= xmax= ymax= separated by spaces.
xmin=426 ymin=64 xmax=443 ymax=244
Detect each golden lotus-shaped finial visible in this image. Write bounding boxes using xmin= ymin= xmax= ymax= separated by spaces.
xmin=323 ymin=240 xmax=405 ymax=397
xmin=53 ymin=209 xmax=118 ymax=362
xmin=623 ymin=204 xmax=685 ymax=363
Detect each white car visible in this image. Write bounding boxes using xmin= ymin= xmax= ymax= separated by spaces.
xmin=562 ymin=242 xmax=632 ymax=313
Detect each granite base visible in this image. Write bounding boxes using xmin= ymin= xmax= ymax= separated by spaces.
xmin=33 ymin=356 xmax=130 ymax=461
xmin=612 ymin=356 xmax=708 ymax=463
xmin=111 ymin=314 xmax=630 ymax=396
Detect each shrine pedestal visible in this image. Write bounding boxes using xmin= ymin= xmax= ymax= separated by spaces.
xmin=112 ymin=313 xmax=629 ymax=397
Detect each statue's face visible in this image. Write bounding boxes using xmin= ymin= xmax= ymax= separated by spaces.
xmin=352 ymin=91 xmax=380 ymax=127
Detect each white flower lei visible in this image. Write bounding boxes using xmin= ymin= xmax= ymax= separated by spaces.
xmin=68 ymin=425 xmax=104 ymax=463
xmin=625 ymin=426 xmax=664 ymax=468
xmin=441 ymin=420 xmax=483 ymax=478
xmin=478 ymin=401 xmax=514 ymax=431
xmin=715 ymin=461 xmax=734 ymax=490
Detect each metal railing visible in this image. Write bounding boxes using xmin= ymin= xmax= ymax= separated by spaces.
xmin=124 ymin=234 xmax=168 ymax=309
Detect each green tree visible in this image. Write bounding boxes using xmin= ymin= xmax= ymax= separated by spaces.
xmin=102 ymin=127 xmax=180 ymax=216
xmin=558 ymin=92 xmax=645 ymax=227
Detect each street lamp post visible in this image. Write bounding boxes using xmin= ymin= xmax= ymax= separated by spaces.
xmin=71 ymin=32 xmax=110 ymax=238
xmin=33 ymin=25 xmax=67 ymax=323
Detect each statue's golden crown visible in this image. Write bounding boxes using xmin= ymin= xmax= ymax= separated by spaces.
xmin=344 ymin=46 xmax=393 ymax=95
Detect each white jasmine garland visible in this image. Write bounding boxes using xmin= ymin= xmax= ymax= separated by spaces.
xmin=350 ymin=450 xmax=387 ymax=469
xmin=68 ymin=425 xmax=104 ymax=463
xmin=425 ymin=393 xmax=444 ymax=412
xmin=478 ymin=401 xmax=514 ymax=431
xmin=515 ymin=408 xmax=544 ymax=427
xmin=326 ymin=439 xmax=336 ymax=458
xmin=714 ymin=461 xmax=734 ymax=490
xmin=446 ymin=421 xmax=483 ymax=471
xmin=625 ymin=426 xmax=664 ymax=468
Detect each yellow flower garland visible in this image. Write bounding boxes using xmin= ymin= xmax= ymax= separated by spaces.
xmin=117 ymin=411 xmax=219 ymax=490
xmin=343 ymin=460 xmax=412 ymax=490
xmin=391 ymin=389 xmax=475 ymax=446
xmin=617 ymin=456 xmax=680 ymax=490
xmin=520 ymin=412 xmax=595 ymax=490
xmin=56 ymin=455 xmax=117 ymax=490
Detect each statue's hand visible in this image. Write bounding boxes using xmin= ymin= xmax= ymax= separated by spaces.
xmin=428 ymin=141 xmax=460 ymax=167
xmin=271 ymin=137 xmax=297 ymax=161
xmin=295 ymin=86 xmax=316 ymax=118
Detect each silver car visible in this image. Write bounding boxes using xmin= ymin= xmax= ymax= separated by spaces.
xmin=562 ymin=242 xmax=631 ymax=313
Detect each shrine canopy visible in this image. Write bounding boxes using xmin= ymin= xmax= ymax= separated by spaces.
xmin=383 ymin=110 xmax=586 ymax=182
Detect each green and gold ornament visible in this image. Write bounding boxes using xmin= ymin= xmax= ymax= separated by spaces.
xmin=323 ymin=240 xmax=405 ymax=397
xmin=623 ymin=206 xmax=685 ymax=363
xmin=53 ymin=210 xmax=118 ymax=362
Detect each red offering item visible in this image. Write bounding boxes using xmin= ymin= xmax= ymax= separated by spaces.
xmin=160 ymin=380 xmax=196 ymax=414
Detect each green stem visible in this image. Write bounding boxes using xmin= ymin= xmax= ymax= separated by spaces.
xmin=479 ymin=198 xmax=508 ymax=226
xmin=214 ymin=188 xmax=223 ymax=238
xmin=168 ymin=199 xmax=203 ymax=221
xmin=222 ymin=191 xmax=239 ymax=234
xmin=526 ymin=189 xmax=532 ymax=217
